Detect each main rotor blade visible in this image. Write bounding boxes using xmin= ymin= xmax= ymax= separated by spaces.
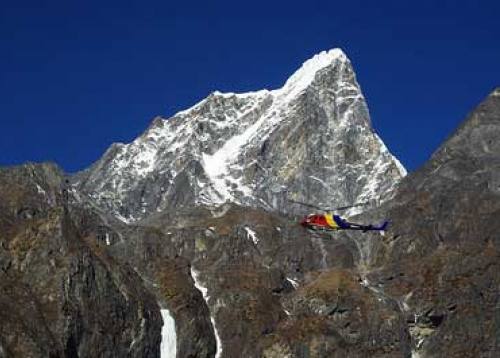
xmin=288 ymin=199 xmax=325 ymax=211
xmin=332 ymin=202 xmax=370 ymax=211
xmin=288 ymin=199 xmax=369 ymax=212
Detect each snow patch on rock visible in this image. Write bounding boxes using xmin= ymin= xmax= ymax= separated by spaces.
xmin=286 ymin=277 xmax=299 ymax=289
xmin=160 ymin=308 xmax=177 ymax=358
xmin=244 ymin=227 xmax=259 ymax=245
xmin=191 ymin=268 xmax=223 ymax=358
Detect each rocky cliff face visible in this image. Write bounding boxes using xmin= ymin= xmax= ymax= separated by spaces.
xmin=0 ymin=164 xmax=163 ymax=357
xmin=355 ymin=87 xmax=500 ymax=357
xmin=75 ymin=49 xmax=405 ymax=223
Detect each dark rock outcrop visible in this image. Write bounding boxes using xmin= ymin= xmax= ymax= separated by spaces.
xmin=0 ymin=164 xmax=162 ymax=357
xmin=355 ymin=88 xmax=500 ymax=357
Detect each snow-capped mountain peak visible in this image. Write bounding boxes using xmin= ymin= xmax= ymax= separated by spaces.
xmin=278 ymin=48 xmax=347 ymax=98
xmin=76 ymin=48 xmax=405 ymax=222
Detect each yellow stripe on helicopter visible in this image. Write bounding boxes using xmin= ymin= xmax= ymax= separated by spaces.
xmin=324 ymin=213 xmax=339 ymax=229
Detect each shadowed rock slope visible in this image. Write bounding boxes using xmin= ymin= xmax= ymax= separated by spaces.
xmin=0 ymin=164 xmax=164 ymax=357
xmin=355 ymin=88 xmax=500 ymax=357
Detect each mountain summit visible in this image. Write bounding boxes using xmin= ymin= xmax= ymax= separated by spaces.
xmin=76 ymin=48 xmax=405 ymax=222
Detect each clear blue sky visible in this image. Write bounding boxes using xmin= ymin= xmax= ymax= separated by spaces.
xmin=1 ymin=0 xmax=499 ymax=173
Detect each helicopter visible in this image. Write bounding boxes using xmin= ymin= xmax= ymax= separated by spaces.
xmin=290 ymin=199 xmax=389 ymax=232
